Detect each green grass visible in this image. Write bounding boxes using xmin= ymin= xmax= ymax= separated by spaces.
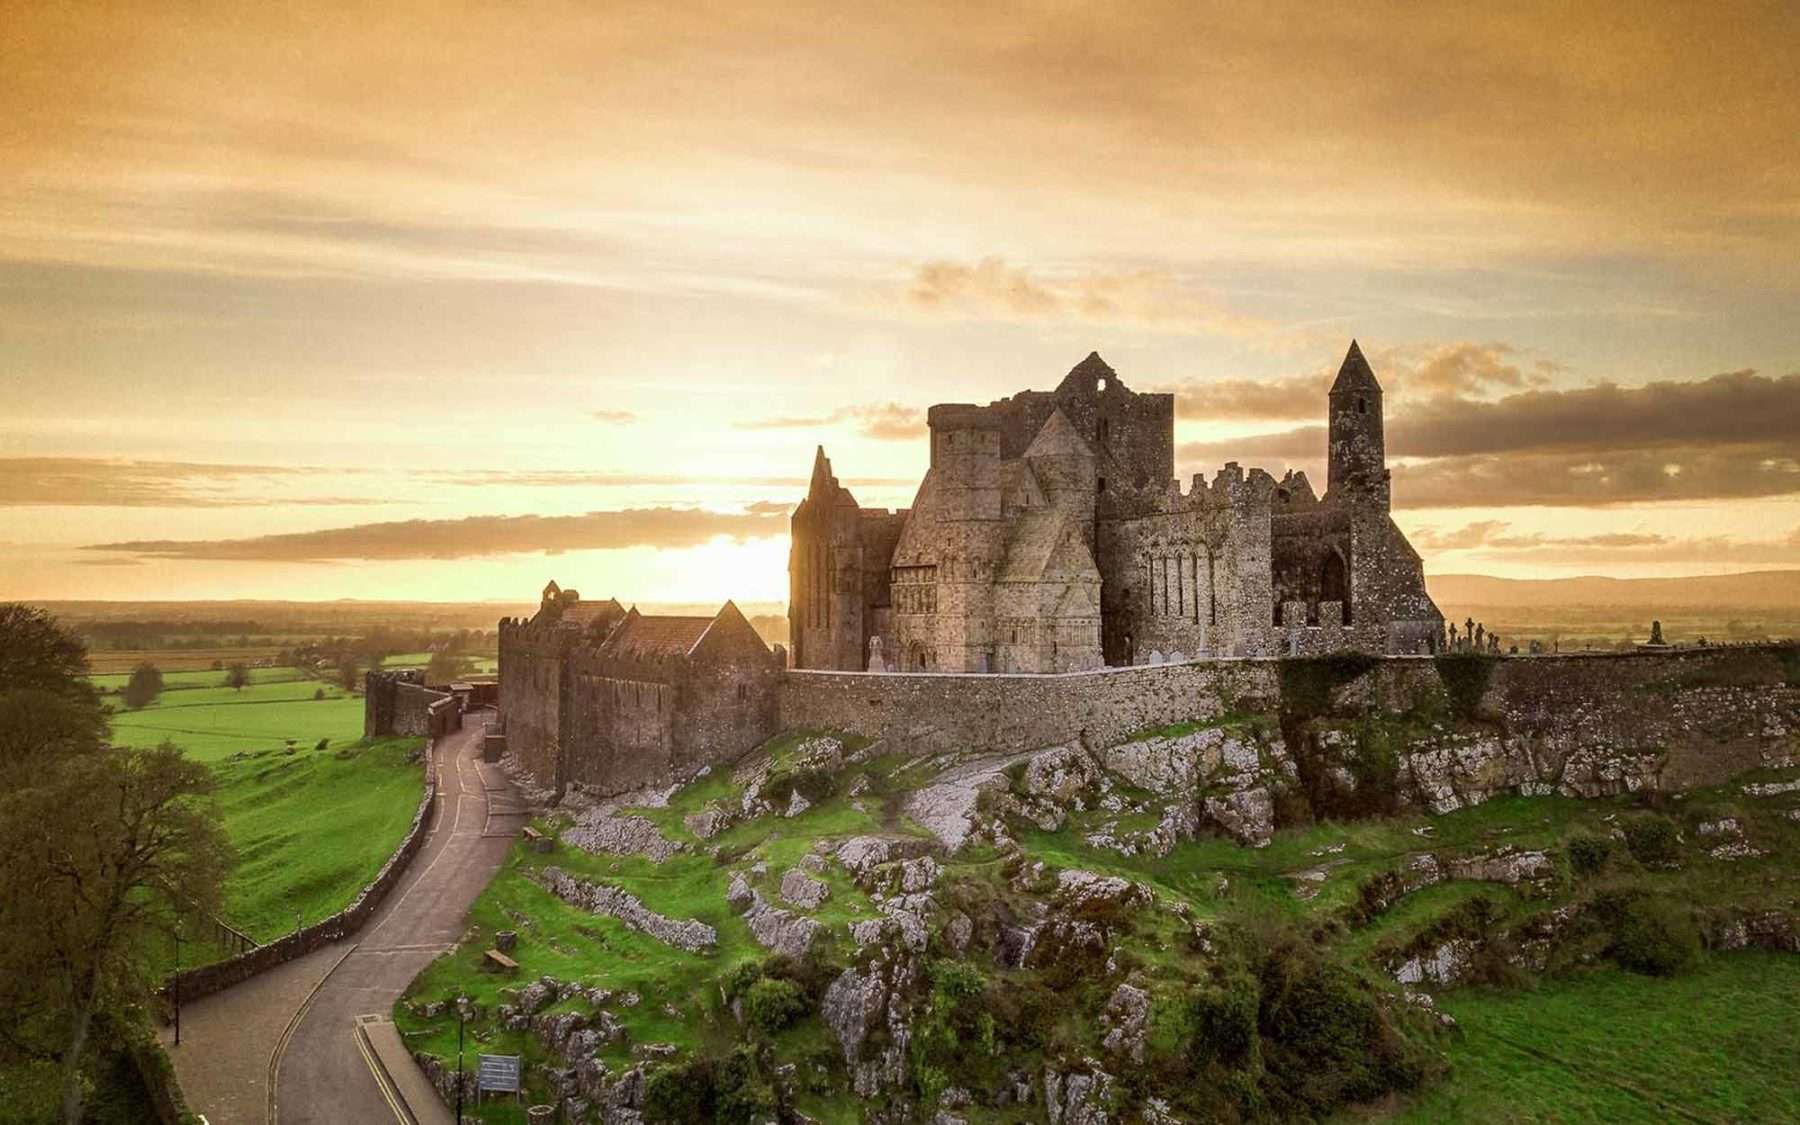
xmin=210 ymin=737 xmax=426 ymax=938
xmin=90 ymin=665 xmax=309 ymax=691
xmin=1385 ymin=953 xmax=1800 ymax=1123
xmin=107 ymin=680 xmax=364 ymax=762
xmin=107 ymin=666 xmax=425 ymax=972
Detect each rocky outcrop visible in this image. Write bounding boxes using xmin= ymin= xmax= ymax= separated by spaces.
xmin=536 ymin=867 xmax=716 ymax=952
xmin=561 ymin=812 xmax=684 ymax=863
xmin=1043 ymin=1059 xmax=1115 ymax=1125
xmin=1099 ymin=983 xmax=1150 ymax=1063
xmin=823 ymin=954 xmax=919 ymax=1098
xmin=730 ymin=882 xmax=824 ymax=959
xmin=780 ymin=867 xmax=832 ymax=909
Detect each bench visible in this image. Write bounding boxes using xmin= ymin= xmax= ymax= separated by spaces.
xmin=483 ymin=949 xmax=519 ymax=974
xmin=521 ymin=826 xmax=552 ymax=853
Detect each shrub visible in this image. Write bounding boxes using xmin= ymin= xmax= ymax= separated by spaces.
xmin=743 ymin=978 xmax=806 ymax=1034
xmin=121 ymin=661 xmax=164 ymax=709
xmin=313 ymin=687 xmax=326 ymax=700
xmin=1433 ymin=653 xmax=1498 ymax=720
xmin=1622 ymin=815 xmax=1681 ymax=869
xmin=1567 ymin=833 xmax=1612 ymax=877
xmin=1189 ymin=970 xmax=1260 ymax=1068
xmin=314 ymin=738 xmax=330 ymax=751
xmin=1594 ymin=889 xmax=1700 ymax=977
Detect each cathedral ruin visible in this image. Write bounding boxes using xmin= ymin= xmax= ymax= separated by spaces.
xmin=494 ymin=341 xmax=1445 ymax=797
xmin=788 ymin=341 xmax=1443 ymax=672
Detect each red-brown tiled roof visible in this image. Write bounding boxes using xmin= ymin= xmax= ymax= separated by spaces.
xmin=602 ymin=614 xmax=715 ymax=659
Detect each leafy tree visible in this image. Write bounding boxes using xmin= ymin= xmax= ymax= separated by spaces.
xmin=426 ymin=649 xmax=475 ymax=684
xmin=0 ymin=606 xmax=233 ymax=1124
xmin=120 ymin=663 xmax=164 ymax=710
xmin=336 ymin=656 xmax=362 ymax=692
xmin=0 ymin=606 xmax=95 ymax=704
xmin=223 ymin=663 xmax=251 ymax=692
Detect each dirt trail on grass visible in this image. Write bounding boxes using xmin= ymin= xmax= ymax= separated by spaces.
xmin=161 ymin=720 xmax=528 ymax=1124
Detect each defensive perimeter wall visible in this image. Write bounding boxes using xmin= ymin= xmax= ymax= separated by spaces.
xmin=780 ymin=644 xmax=1799 ymax=790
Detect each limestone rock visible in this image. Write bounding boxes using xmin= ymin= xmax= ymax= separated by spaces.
xmin=1100 ymin=983 xmax=1150 ymax=1062
xmin=1202 ymin=787 xmax=1275 ymax=847
xmin=1044 ymin=1060 xmax=1114 ymax=1125
xmin=561 ymin=812 xmax=683 ymax=863
xmin=780 ymin=867 xmax=832 ymax=910
xmin=538 ymin=867 xmax=716 ymax=952
xmin=744 ymin=895 xmax=825 ymax=959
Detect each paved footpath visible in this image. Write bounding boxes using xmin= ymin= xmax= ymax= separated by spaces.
xmin=162 ymin=719 xmax=528 ymax=1124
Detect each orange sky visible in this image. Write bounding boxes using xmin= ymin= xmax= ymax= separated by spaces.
xmin=2 ymin=1 xmax=1797 ymax=602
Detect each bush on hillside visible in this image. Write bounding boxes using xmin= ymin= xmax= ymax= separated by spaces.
xmin=1622 ymin=815 xmax=1682 ymax=869
xmin=1567 ymin=833 xmax=1613 ymax=877
xmin=743 ymin=978 xmax=806 ymax=1034
xmin=1593 ymin=888 xmax=1701 ymax=977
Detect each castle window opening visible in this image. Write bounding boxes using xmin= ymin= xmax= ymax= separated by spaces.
xmin=1357 ymin=396 xmax=1367 ymax=415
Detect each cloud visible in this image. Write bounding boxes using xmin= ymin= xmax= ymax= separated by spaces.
xmin=1178 ymin=367 xmax=1800 ymax=506
xmin=0 ymin=457 xmax=379 ymax=508
xmin=1409 ymin=520 xmax=1800 ymax=567
xmin=430 ymin=469 xmax=918 ymax=488
xmin=590 ymin=409 xmax=637 ymax=424
xmin=1160 ymin=342 xmax=1545 ymax=423
xmin=871 ymin=258 xmax=1274 ymax=338
xmin=1393 ymin=369 xmax=1800 ymax=459
xmin=737 ymin=402 xmax=925 ymax=441
xmin=83 ymin=505 xmax=790 ymax=563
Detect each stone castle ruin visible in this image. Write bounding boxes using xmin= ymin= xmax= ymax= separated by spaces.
xmin=790 ymin=342 xmax=1442 ymax=671
xmin=490 ymin=343 xmax=1461 ymax=796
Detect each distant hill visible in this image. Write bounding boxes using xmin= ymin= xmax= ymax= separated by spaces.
xmin=1428 ymin=570 xmax=1800 ymax=611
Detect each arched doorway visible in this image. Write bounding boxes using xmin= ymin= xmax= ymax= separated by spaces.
xmin=1320 ymin=549 xmax=1349 ymax=623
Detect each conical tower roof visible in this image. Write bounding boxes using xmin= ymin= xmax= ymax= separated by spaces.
xmin=1330 ymin=339 xmax=1381 ymax=395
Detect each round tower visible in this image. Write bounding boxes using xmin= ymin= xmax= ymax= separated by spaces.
xmin=1327 ymin=339 xmax=1388 ymax=507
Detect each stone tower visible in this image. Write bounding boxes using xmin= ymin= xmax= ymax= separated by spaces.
xmin=1327 ymin=339 xmax=1388 ymax=508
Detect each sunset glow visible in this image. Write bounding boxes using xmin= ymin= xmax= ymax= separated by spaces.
xmin=3 ymin=2 xmax=1797 ymax=601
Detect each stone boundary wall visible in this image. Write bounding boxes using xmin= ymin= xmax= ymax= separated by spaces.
xmin=779 ymin=645 xmax=1799 ymax=781
xmin=781 ymin=659 xmax=1281 ymax=754
xmin=158 ymin=741 xmax=439 ymax=1009
xmin=366 ymin=668 xmax=463 ymax=739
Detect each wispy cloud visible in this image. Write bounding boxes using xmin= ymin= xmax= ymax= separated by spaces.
xmin=83 ymin=505 xmax=790 ymax=563
xmin=737 ymin=402 xmax=924 ymax=441
xmin=590 ymin=409 xmax=637 ymax=424
xmin=867 ymin=258 xmax=1276 ymax=338
xmin=1410 ymin=520 xmax=1800 ymax=566
xmin=0 ymin=457 xmax=380 ymax=508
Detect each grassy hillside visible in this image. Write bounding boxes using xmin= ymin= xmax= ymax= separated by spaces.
xmin=394 ymin=729 xmax=1800 ymax=1123
xmin=1389 ymin=953 xmax=1800 ymax=1123
xmin=101 ymin=666 xmax=426 ymax=969
xmin=107 ymin=677 xmax=364 ymax=763
xmin=210 ymin=736 xmax=425 ymax=938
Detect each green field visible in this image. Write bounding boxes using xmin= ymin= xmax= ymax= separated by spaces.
xmin=1388 ymin=953 xmax=1800 ymax=1122
xmin=210 ymin=737 xmax=426 ymax=938
xmin=108 ymin=679 xmax=364 ymax=763
xmin=91 ymin=665 xmax=307 ymax=691
xmin=102 ymin=666 xmax=426 ymax=964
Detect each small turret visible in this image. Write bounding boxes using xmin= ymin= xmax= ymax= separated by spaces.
xmin=1327 ymin=340 xmax=1388 ymax=506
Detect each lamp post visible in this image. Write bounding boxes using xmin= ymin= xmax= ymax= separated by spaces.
xmin=172 ymin=921 xmax=182 ymax=1047
xmin=455 ymin=993 xmax=467 ymax=1124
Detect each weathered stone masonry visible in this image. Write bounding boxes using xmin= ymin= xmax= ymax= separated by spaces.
xmin=497 ymin=584 xmax=784 ymax=796
xmin=778 ymin=645 xmax=1798 ymax=792
xmin=789 ymin=343 xmax=1445 ymax=673
xmin=364 ymin=668 xmax=462 ymax=739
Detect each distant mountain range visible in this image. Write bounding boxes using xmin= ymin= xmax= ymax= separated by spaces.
xmin=1428 ymin=570 xmax=1800 ymax=610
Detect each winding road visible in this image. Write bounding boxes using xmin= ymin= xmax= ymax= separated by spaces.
xmin=163 ymin=718 xmax=528 ymax=1123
